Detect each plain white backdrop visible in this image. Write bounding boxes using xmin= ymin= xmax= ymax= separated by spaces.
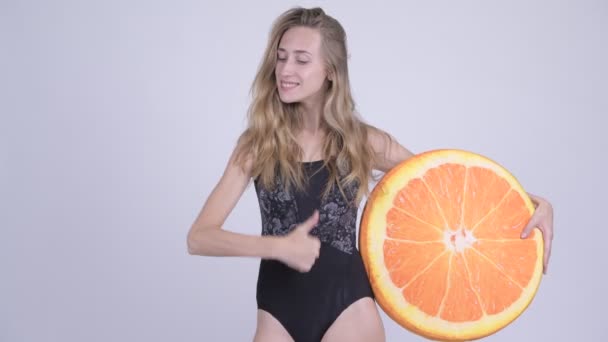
xmin=2 ymin=0 xmax=607 ymax=341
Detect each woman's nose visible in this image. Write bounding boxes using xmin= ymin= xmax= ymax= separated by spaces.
xmin=278 ymin=58 xmax=295 ymax=76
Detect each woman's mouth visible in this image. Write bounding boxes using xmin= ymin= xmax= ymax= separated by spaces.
xmin=280 ymin=80 xmax=300 ymax=91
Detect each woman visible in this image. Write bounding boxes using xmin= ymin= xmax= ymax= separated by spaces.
xmin=187 ymin=7 xmax=554 ymax=342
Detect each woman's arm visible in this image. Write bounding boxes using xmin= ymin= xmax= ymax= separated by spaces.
xmin=367 ymin=126 xmax=554 ymax=274
xmin=187 ymin=146 xmax=281 ymax=258
xmin=187 ymin=145 xmax=322 ymax=272
xmin=367 ymin=126 xmax=415 ymax=172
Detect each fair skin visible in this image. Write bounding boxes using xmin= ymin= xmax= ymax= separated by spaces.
xmin=188 ymin=26 xmax=554 ymax=342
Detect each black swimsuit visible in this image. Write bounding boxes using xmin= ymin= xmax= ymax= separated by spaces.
xmin=254 ymin=160 xmax=374 ymax=342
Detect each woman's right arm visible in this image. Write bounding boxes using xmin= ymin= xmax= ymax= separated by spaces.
xmin=187 ymin=146 xmax=280 ymax=258
xmin=187 ymin=144 xmax=322 ymax=272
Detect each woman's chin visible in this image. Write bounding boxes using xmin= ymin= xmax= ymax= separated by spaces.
xmin=278 ymin=94 xmax=300 ymax=104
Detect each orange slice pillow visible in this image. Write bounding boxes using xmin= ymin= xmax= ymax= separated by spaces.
xmin=360 ymin=149 xmax=544 ymax=341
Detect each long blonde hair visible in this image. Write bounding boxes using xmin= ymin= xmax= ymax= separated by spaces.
xmin=235 ymin=7 xmax=378 ymax=205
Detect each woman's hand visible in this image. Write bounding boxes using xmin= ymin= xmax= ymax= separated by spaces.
xmin=521 ymin=193 xmax=554 ymax=274
xmin=275 ymin=211 xmax=322 ymax=272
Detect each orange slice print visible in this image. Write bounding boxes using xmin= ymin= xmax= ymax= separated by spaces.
xmin=360 ymin=150 xmax=543 ymax=341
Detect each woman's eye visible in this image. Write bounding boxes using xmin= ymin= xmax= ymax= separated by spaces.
xmin=276 ymin=56 xmax=308 ymax=64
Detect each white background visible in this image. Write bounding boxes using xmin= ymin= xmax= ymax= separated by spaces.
xmin=2 ymin=0 xmax=607 ymax=341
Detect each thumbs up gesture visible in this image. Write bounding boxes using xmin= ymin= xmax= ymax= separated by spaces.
xmin=275 ymin=211 xmax=321 ymax=272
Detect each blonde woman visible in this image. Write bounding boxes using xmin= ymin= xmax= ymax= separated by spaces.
xmin=187 ymin=7 xmax=554 ymax=342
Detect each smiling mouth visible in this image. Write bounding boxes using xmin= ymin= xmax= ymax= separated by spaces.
xmin=280 ymin=81 xmax=300 ymax=90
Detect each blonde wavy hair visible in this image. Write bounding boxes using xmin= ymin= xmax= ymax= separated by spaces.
xmin=235 ymin=7 xmax=379 ymax=205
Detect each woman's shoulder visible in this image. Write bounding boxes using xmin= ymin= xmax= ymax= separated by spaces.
xmin=230 ymin=134 xmax=255 ymax=177
xmin=366 ymin=125 xmax=389 ymax=146
xmin=365 ymin=125 xmax=396 ymax=157
xmin=365 ymin=125 xmax=415 ymax=172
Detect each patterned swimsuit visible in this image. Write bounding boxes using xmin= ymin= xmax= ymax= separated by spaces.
xmin=254 ymin=160 xmax=374 ymax=342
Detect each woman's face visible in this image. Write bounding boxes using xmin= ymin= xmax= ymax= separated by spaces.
xmin=275 ymin=26 xmax=329 ymax=107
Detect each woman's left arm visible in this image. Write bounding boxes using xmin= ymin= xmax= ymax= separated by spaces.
xmin=521 ymin=192 xmax=554 ymax=274
xmin=368 ymin=126 xmax=554 ymax=274
xmin=367 ymin=126 xmax=415 ymax=172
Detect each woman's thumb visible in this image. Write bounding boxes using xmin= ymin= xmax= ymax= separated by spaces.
xmin=299 ymin=210 xmax=319 ymax=233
